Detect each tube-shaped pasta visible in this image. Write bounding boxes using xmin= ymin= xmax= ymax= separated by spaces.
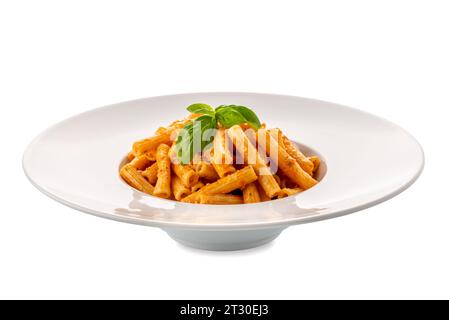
xmin=276 ymin=170 xmax=297 ymax=188
xmin=132 ymin=117 xmax=195 ymax=156
xmin=244 ymin=128 xmax=257 ymax=146
xmin=227 ymin=125 xmax=281 ymax=198
xmin=199 ymin=194 xmax=243 ymax=205
xmin=308 ymin=155 xmax=320 ymax=174
xmin=133 ymin=134 xmax=172 ymax=157
xmin=168 ymin=113 xmax=201 ymax=127
xmin=172 ymin=163 xmax=199 ymax=188
xmin=259 ymin=129 xmax=317 ymax=190
xmin=273 ymin=174 xmax=281 ymax=186
xmin=266 ymin=128 xmax=314 ymax=176
xmin=155 ymin=126 xmax=167 ymax=135
xmin=281 ymin=136 xmax=314 ymax=176
xmin=277 ymin=187 xmax=303 ymax=198
xmin=242 ymin=182 xmax=261 ymax=204
xmin=127 ymin=152 xmax=135 ymax=161
xmin=167 ymin=142 xmax=200 ymax=188
xmin=171 ymin=176 xmax=191 ymax=200
xmin=211 ymin=161 xmax=236 ymax=179
xmin=121 ymin=113 xmax=321 ymax=205
xmin=154 ymin=144 xmax=171 ymax=198
xmin=194 ymin=161 xmax=219 ymax=181
xmin=182 ymin=166 xmax=258 ymax=203
xmin=191 ymin=181 xmax=204 ymax=193
xmin=245 ymin=128 xmax=271 ymax=168
xmin=144 ymin=149 xmax=157 ymax=162
xmin=212 ymin=129 xmax=236 ymax=178
xmin=120 ymin=164 xmax=154 ymax=195
xmin=267 ymin=128 xmax=283 ymax=143
xmin=279 ymin=177 xmax=288 ymax=189
xmin=166 ymin=114 xmax=203 ymax=138
xmin=141 ymin=162 xmax=158 ymax=185
xmin=256 ymin=182 xmax=271 ymax=202
xmin=129 ymin=153 xmax=152 ymax=170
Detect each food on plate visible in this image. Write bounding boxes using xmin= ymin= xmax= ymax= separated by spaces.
xmin=120 ymin=103 xmax=320 ymax=204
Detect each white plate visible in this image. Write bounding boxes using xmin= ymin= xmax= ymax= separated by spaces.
xmin=23 ymin=92 xmax=424 ymax=251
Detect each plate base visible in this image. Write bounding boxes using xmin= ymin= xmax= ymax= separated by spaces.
xmin=164 ymin=227 xmax=286 ymax=251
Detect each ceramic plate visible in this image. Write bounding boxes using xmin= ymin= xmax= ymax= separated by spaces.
xmin=23 ymin=93 xmax=424 ymax=250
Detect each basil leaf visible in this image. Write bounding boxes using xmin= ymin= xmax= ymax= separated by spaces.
xmin=176 ymin=123 xmax=194 ymax=165
xmin=215 ymin=105 xmax=261 ymax=129
xmin=215 ymin=107 xmax=248 ymax=128
xmin=186 ymin=103 xmax=215 ymax=116
xmin=175 ymin=115 xmax=216 ymax=164
xmin=227 ymin=105 xmax=261 ymax=129
xmin=200 ymin=122 xmax=216 ymax=157
xmin=178 ymin=103 xmax=261 ymax=163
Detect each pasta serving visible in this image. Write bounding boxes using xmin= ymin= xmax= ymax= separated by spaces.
xmin=120 ymin=103 xmax=320 ymax=204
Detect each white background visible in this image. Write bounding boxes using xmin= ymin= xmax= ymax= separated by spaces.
xmin=1 ymin=0 xmax=448 ymax=299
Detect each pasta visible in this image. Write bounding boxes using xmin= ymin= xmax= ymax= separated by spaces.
xmin=172 ymin=176 xmax=191 ymax=200
xmin=191 ymin=181 xmax=205 ymax=193
xmin=308 ymin=155 xmax=321 ymax=174
xmin=281 ymin=134 xmax=314 ymax=176
xmin=277 ymin=187 xmax=303 ymax=198
xmin=199 ymin=194 xmax=243 ymax=205
xmin=119 ymin=105 xmax=322 ymax=204
xmin=227 ymin=125 xmax=281 ymax=198
xmin=120 ymin=164 xmax=154 ymax=195
xmin=127 ymin=152 xmax=135 ymax=161
xmin=267 ymin=128 xmax=314 ymax=175
xmin=194 ymin=161 xmax=220 ymax=181
xmin=153 ymin=144 xmax=171 ymax=198
xmin=141 ymin=162 xmax=158 ymax=185
xmin=242 ymin=182 xmax=261 ymax=204
xmin=181 ymin=166 xmax=258 ymax=204
xmin=256 ymin=182 xmax=271 ymax=202
xmin=258 ymin=129 xmax=318 ymax=190
xmin=212 ymin=128 xmax=236 ymax=178
xmin=172 ymin=163 xmax=199 ymax=188
xmin=133 ymin=133 xmax=172 ymax=157
xmin=129 ymin=153 xmax=152 ymax=170
xmin=132 ymin=117 xmax=196 ymax=156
